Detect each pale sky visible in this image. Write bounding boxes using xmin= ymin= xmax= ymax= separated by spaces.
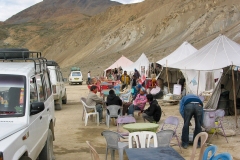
xmin=0 ymin=0 xmax=144 ymax=22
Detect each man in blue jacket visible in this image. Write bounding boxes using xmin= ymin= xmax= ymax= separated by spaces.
xmin=179 ymin=94 xmax=203 ymax=149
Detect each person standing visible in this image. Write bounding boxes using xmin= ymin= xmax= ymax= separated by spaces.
xmin=86 ymin=85 xmax=104 ymax=123
xmin=87 ymin=71 xmax=91 ymax=84
xmin=134 ymin=68 xmax=140 ymax=80
xmin=142 ymin=94 xmax=161 ymax=123
xmin=120 ymin=71 xmax=130 ymax=91
xmin=179 ymin=94 xmax=203 ymax=149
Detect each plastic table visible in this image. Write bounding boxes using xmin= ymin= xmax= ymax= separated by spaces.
xmin=125 ymin=147 xmax=184 ymax=160
xmin=123 ymin=123 xmax=159 ymax=132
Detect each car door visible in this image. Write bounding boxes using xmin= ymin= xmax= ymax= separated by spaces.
xmin=27 ymin=75 xmax=49 ymax=158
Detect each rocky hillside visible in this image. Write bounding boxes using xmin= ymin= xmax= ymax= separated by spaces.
xmin=0 ymin=0 xmax=240 ymax=78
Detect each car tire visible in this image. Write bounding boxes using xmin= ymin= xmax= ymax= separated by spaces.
xmin=80 ymin=82 xmax=82 ymax=85
xmin=62 ymin=92 xmax=67 ymax=104
xmin=39 ymin=129 xmax=54 ymax=160
xmin=55 ymin=96 xmax=62 ymax=110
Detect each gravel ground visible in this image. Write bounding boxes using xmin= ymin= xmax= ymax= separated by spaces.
xmin=53 ymin=84 xmax=240 ymax=160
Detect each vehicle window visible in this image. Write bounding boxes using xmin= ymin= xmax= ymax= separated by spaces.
xmin=72 ymin=72 xmax=81 ymax=76
xmin=30 ymin=77 xmax=38 ymax=103
xmin=36 ymin=75 xmax=45 ymax=102
xmin=43 ymin=72 xmax=52 ymax=98
xmin=0 ymin=75 xmax=26 ymax=117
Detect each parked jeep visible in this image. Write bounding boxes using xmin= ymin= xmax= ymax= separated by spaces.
xmin=68 ymin=67 xmax=83 ymax=85
xmin=47 ymin=61 xmax=67 ymax=110
xmin=0 ymin=49 xmax=55 ymax=160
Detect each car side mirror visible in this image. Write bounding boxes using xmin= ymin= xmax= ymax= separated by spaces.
xmin=30 ymin=102 xmax=45 ymax=115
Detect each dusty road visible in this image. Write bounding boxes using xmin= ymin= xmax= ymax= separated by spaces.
xmin=53 ymin=84 xmax=240 ymax=160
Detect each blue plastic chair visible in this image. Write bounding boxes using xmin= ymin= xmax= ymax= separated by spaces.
xmin=212 ymin=153 xmax=232 ymax=160
xmin=202 ymin=145 xmax=217 ymax=160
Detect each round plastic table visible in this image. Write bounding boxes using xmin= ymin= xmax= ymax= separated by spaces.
xmin=102 ymin=89 xmax=120 ymax=96
xmin=123 ymin=123 xmax=159 ymax=133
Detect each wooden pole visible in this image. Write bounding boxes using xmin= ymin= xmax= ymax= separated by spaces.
xmin=166 ymin=60 xmax=170 ymax=93
xmin=197 ymin=71 xmax=200 ymax=95
xmin=231 ymin=65 xmax=238 ymax=128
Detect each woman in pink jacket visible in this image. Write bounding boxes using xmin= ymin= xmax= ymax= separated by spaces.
xmin=128 ymin=87 xmax=147 ymax=116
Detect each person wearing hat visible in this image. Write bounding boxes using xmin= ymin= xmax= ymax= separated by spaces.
xmin=128 ymin=87 xmax=147 ymax=116
xmin=132 ymin=84 xmax=142 ymax=100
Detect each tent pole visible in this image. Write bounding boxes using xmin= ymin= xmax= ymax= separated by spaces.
xmin=166 ymin=60 xmax=170 ymax=93
xmin=231 ymin=65 xmax=238 ymax=128
xmin=197 ymin=71 xmax=200 ymax=95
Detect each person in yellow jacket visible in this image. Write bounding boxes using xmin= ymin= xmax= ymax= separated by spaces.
xmin=120 ymin=71 xmax=130 ymax=91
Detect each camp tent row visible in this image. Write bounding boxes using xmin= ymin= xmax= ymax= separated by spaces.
xmin=167 ymin=35 xmax=240 ymax=127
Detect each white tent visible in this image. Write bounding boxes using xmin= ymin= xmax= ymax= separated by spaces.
xmin=169 ymin=35 xmax=240 ymax=70
xmin=104 ymin=55 xmax=133 ymax=77
xmin=122 ymin=53 xmax=150 ymax=76
xmin=156 ymin=41 xmax=197 ymax=66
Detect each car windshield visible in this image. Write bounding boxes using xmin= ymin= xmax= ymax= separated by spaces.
xmin=72 ymin=72 xmax=81 ymax=76
xmin=0 ymin=75 xmax=26 ymax=117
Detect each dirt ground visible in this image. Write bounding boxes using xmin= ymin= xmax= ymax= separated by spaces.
xmin=53 ymin=84 xmax=240 ymax=160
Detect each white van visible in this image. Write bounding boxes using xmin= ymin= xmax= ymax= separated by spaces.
xmin=69 ymin=70 xmax=83 ymax=85
xmin=47 ymin=61 xmax=67 ymax=110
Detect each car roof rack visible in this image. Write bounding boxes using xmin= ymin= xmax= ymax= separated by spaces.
xmin=0 ymin=49 xmax=47 ymax=74
xmin=46 ymin=60 xmax=59 ymax=66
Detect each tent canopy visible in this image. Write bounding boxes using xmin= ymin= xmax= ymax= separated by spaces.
xmin=123 ymin=53 xmax=149 ymax=76
xmin=157 ymin=41 xmax=197 ymax=67
xmin=169 ymin=35 xmax=240 ymax=70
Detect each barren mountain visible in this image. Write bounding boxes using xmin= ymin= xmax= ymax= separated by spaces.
xmin=0 ymin=0 xmax=240 ymax=78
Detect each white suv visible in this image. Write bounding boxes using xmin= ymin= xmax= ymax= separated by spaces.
xmin=47 ymin=61 xmax=67 ymax=110
xmin=68 ymin=70 xmax=83 ymax=85
xmin=0 ymin=49 xmax=55 ymax=160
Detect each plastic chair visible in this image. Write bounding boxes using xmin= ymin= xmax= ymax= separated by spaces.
xmin=212 ymin=152 xmax=233 ymax=160
xmin=207 ymin=109 xmax=228 ymax=143
xmin=160 ymin=116 xmax=182 ymax=152
xmin=86 ymin=141 xmax=101 ymax=160
xmin=116 ymin=116 xmax=136 ymax=136
xmin=128 ymin=132 xmax=141 ymax=148
xmin=106 ymin=105 xmax=121 ymax=128
xmin=190 ymin=132 xmax=208 ymax=160
xmin=101 ymin=130 xmax=128 ymax=160
xmin=156 ymin=130 xmax=174 ymax=147
xmin=203 ymin=145 xmax=217 ymax=160
xmin=119 ymin=90 xmax=132 ymax=103
xmin=140 ymin=131 xmax=158 ymax=148
xmin=80 ymin=97 xmax=99 ymax=126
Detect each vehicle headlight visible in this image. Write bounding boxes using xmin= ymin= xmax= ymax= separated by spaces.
xmin=0 ymin=152 xmax=3 ymax=160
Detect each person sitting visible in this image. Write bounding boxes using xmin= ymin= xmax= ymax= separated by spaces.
xmin=86 ymin=85 xmax=104 ymax=123
xmin=128 ymin=87 xmax=147 ymax=116
xmin=106 ymin=89 xmax=122 ymax=106
xmin=142 ymin=94 xmax=162 ymax=123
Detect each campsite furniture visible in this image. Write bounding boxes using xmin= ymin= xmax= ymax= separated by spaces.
xmin=101 ymin=130 xmax=128 ymax=160
xmin=202 ymin=145 xmax=217 ymax=160
xmin=117 ymin=116 xmax=136 ymax=136
xmin=125 ymin=147 xmax=184 ymax=160
xmin=128 ymin=131 xmax=158 ymax=148
xmin=80 ymin=97 xmax=99 ymax=126
xmin=123 ymin=123 xmax=159 ymax=133
xmin=212 ymin=152 xmax=233 ymax=160
xmin=205 ymin=109 xmax=228 ymax=143
xmin=190 ymin=132 xmax=208 ymax=160
xmin=86 ymin=141 xmax=101 ymax=160
xmin=156 ymin=130 xmax=174 ymax=147
xmin=160 ymin=116 xmax=182 ymax=152
xmin=106 ymin=105 xmax=121 ymax=128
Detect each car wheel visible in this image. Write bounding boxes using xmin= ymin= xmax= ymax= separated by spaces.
xmin=80 ymin=82 xmax=82 ymax=85
xmin=62 ymin=92 xmax=67 ymax=104
xmin=55 ymin=96 xmax=62 ymax=110
xmin=39 ymin=129 xmax=54 ymax=160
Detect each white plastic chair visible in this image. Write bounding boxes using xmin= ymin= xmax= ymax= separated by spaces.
xmin=141 ymin=131 xmax=158 ymax=148
xmin=106 ymin=105 xmax=121 ymax=128
xmin=80 ymin=97 xmax=99 ymax=126
xmin=128 ymin=131 xmax=158 ymax=148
